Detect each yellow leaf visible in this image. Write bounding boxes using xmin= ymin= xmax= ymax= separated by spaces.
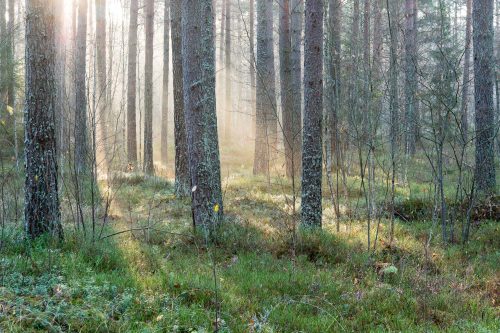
xmin=35 ymin=175 xmax=39 ymax=182
xmin=213 ymin=204 xmax=220 ymax=213
xmin=0 ymin=120 xmax=5 ymax=126
xmin=6 ymin=105 xmax=13 ymax=116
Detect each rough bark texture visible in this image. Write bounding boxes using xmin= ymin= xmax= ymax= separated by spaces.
xmin=224 ymin=0 xmax=232 ymax=140
xmin=54 ymin=0 xmax=67 ymax=157
xmin=6 ymin=0 xmax=15 ymax=113
xmin=290 ymin=0 xmax=302 ymax=174
xmin=182 ymin=0 xmax=223 ymax=231
xmin=219 ymin=0 xmax=226 ymax=63
xmin=253 ymin=0 xmax=277 ymax=176
xmin=388 ymin=0 xmax=400 ymax=154
xmin=461 ymin=0 xmax=472 ymax=143
xmin=326 ymin=0 xmax=340 ymax=169
xmin=301 ymin=0 xmax=323 ymax=228
xmin=249 ymin=0 xmax=256 ymax=138
xmin=0 ymin=0 xmax=6 ymax=116
xmin=473 ymin=0 xmax=496 ymax=194
xmin=75 ymin=0 xmax=88 ymax=174
xmin=372 ymin=0 xmax=383 ymax=116
xmin=172 ymin=0 xmax=190 ymax=196
xmin=127 ymin=0 xmax=138 ymax=166
xmin=96 ymin=0 xmax=107 ymax=152
xmin=161 ymin=0 xmax=170 ymax=166
xmin=24 ymin=0 xmax=62 ymax=239
xmin=404 ymin=0 xmax=418 ymax=156
xmin=279 ymin=0 xmax=294 ymax=178
xmin=143 ymin=0 xmax=154 ymax=174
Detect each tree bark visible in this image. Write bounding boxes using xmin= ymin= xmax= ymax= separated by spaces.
xmin=461 ymin=0 xmax=472 ymax=143
xmin=172 ymin=0 xmax=190 ymax=196
xmin=75 ymin=0 xmax=88 ymax=174
xmin=127 ymin=0 xmax=138 ymax=166
xmin=253 ymin=0 xmax=277 ymax=176
xmin=224 ymin=0 xmax=232 ymax=140
xmin=96 ymin=0 xmax=107 ymax=154
xmin=301 ymin=0 xmax=323 ymax=228
xmin=143 ymin=0 xmax=154 ymax=174
xmin=280 ymin=0 xmax=294 ymax=178
xmin=290 ymin=0 xmax=302 ymax=175
xmin=249 ymin=0 xmax=256 ymax=139
xmin=182 ymin=0 xmax=223 ymax=231
xmin=404 ymin=0 xmax=418 ymax=156
xmin=0 ymin=0 xmax=6 ymax=116
xmin=161 ymin=0 xmax=170 ymax=166
xmin=24 ymin=0 xmax=62 ymax=239
xmin=54 ymin=0 xmax=67 ymax=159
xmin=326 ymin=0 xmax=340 ymax=172
xmin=473 ymin=0 xmax=496 ymax=194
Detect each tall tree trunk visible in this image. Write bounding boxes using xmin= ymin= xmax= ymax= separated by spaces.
xmin=473 ymin=0 xmax=496 ymax=194
xmin=326 ymin=0 xmax=340 ymax=171
xmin=495 ymin=0 xmax=499 ymax=156
xmin=290 ymin=0 xmax=302 ymax=175
xmin=143 ymin=0 xmax=154 ymax=174
xmin=249 ymin=0 xmax=256 ymax=140
xmin=0 ymin=0 xmax=6 ymax=116
xmin=24 ymin=0 xmax=62 ymax=239
xmin=161 ymin=0 xmax=170 ymax=166
xmin=372 ymin=0 xmax=382 ymax=111
xmin=54 ymin=0 xmax=67 ymax=159
xmin=404 ymin=0 xmax=418 ymax=156
xmin=75 ymin=0 xmax=88 ymax=174
xmin=253 ymin=0 xmax=276 ymax=176
xmin=461 ymin=0 xmax=472 ymax=143
xmin=387 ymin=0 xmax=400 ymax=244
xmin=96 ymin=0 xmax=107 ymax=155
xmin=224 ymin=0 xmax=232 ymax=140
xmin=301 ymin=0 xmax=323 ymax=228
xmin=219 ymin=0 xmax=226 ymax=63
xmin=6 ymin=0 xmax=15 ymax=114
xmin=182 ymin=0 xmax=223 ymax=231
xmin=280 ymin=0 xmax=294 ymax=178
xmin=172 ymin=0 xmax=190 ymax=196
xmin=127 ymin=0 xmax=138 ymax=166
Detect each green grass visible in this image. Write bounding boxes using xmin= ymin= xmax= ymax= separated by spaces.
xmin=0 ymin=169 xmax=499 ymax=332
xmin=2 ymin=62 xmax=500 ymax=330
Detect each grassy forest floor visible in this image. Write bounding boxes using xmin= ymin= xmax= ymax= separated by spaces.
xmin=0 ymin=147 xmax=499 ymax=332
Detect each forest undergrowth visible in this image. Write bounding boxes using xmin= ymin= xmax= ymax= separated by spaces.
xmin=0 ymin=155 xmax=499 ymax=332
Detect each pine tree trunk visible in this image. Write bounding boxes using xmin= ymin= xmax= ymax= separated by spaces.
xmin=291 ymin=0 xmax=302 ymax=175
xmin=24 ymin=0 xmax=62 ymax=239
xmin=54 ymin=0 xmax=67 ymax=159
xmin=326 ymin=0 xmax=340 ymax=172
xmin=473 ymin=0 xmax=496 ymax=194
xmin=96 ymin=0 xmax=107 ymax=155
xmin=301 ymin=0 xmax=323 ymax=228
xmin=404 ymin=0 xmax=418 ymax=156
xmin=182 ymin=0 xmax=223 ymax=231
xmin=461 ymin=0 xmax=472 ymax=143
xmin=143 ymin=0 xmax=155 ymax=174
xmin=219 ymin=0 xmax=226 ymax=63
xmin=75 ymin=0 xmax=88 ymax=174
xmin=0 ymin=0 xmax=6 ymax=117
xmin=249 ymin=0 xmax=256 ymax=139
xmin=253 ymin=0 xmax=276 ymax=176
xmin=172 ymin=0 xmax=190 ymax=196
xmin=127 ymin=0 xmax=138 ymax=166
xmin=224 ymin=0 xmax=232 ymax=141
xmin=161 ymin=0 xmax=170 ymax=166
xmin=280 ymin=0 xmax=294 ymax=178
xmin=7 ymin=0 xmax=15 ymax=115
